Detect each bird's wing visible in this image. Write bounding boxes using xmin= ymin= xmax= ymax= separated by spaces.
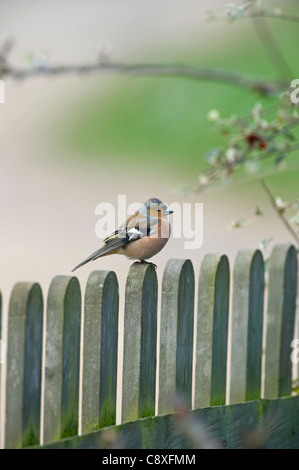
xmin=104 ymin=207 xmax=159 ymax=245
xmin=104 ymin=217 xmax=154 ymax=247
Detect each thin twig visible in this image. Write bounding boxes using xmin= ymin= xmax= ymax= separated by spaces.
xmin=246 ymin=10 xmax=299 ymax=24
xmin=259 ymin=177 xmax=299 ymax=245
xmin=250 ymin=13 xmax=294 ymax=80
xmin=235 ymin=200 xmax=299 ymax=228
xmin=0 ymin=61 xmax=286 ymax=95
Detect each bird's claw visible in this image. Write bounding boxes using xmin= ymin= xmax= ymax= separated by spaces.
xmin=133 ymin=260 xmax=157 ymax=269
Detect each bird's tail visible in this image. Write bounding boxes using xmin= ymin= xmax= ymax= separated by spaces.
xmin=71 ymin=246 xmax=111 ymax=272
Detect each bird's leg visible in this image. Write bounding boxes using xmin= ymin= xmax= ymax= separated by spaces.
xmin=133 ymin=260 xmax=157 ymax=269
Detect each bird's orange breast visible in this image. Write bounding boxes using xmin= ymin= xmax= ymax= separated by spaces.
xmin=120 ymin=219 xmax=171 ymax=260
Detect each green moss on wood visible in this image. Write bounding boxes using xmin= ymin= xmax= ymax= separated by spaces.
xmin=22 ymin=424 xmax=39 ymax=447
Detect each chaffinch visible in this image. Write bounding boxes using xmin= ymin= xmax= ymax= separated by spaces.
xmin=72 ymin=197 xmax=173 ymax=271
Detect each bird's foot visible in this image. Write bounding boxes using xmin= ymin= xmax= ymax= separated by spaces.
xmin=133 ymin=260 xmax=157 ymax=269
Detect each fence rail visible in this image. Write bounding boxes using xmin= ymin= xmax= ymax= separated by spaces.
xmin=0 ymin=243 xmax=298 ymax=449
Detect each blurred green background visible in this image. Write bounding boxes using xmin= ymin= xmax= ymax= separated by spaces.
xmin=56 ymin=6 xmax=299 ymax=197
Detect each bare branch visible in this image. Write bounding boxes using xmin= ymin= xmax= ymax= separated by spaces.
xmin=245 ymin=10 xmax=299 ymax=24
xmin=210 ymin=5 xmax=299 ymax=24
xmin=230 ymin=198 xmax=299 ymax=229
xmin=1 ymin=60 xmax=286 ymax=95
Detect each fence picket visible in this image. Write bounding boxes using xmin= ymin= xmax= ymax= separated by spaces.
xmin=264 ymin=244 xmax=297 ymax=398
xmin=42 ymin=276 xmax=81 ymax=444
xmin=158 ymin=259 xmax=194 ymax=415
xmin=81 ymin=270 xmax=119 ymax=434
xmin=4 ymin=283 xmax=43 ymax=448
xmin=229 ymin=250 xmax=264 ymax=403
xmin=121 ymin=263 xmax=158 ymax=423
xmin=194 ymin=255 xmax=230 ymax=408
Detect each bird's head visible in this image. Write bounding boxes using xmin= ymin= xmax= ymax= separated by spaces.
xmin=143 ymin=197 xmax=173 ymax=217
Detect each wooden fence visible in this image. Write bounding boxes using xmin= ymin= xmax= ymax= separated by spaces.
xmin=0 ymin=243 xmax=298 ymax=449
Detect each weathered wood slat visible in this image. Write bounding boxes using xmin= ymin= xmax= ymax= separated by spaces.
xmin=229 ymin=250 xmax=264 ymax=403
xmin=38 ymin=395 xmax=299 ymax=449
xmin=81 ymin=270 xmax=119 ymax=434
xmin=121 ymin=263 xmax=158 ymax=423
xmin=42 ymin=276 xmax=81 ymax=444
xmin=264 ymin=244 xmax=298 ymax=398
xmin=5 ymin=283 xmax=43 ymax=448
xmin=194 ymin=255 xmax=230 ymax=409
xmin=158 ymin=259 xmax=194 ymax=415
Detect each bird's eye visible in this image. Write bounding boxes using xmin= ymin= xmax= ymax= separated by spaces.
xmin=157 ymin=209 xmax=161 ymax=212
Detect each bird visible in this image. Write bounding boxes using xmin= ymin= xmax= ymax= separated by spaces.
xmin=72 ymin=197 xmax=173 ymax=272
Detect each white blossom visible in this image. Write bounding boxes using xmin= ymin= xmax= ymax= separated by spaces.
xmin=207 ymin=109 xmax=220 ymax=122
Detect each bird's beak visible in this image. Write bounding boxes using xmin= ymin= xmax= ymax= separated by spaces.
xmin=164 ymin=208 xmax=174 ymax=215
